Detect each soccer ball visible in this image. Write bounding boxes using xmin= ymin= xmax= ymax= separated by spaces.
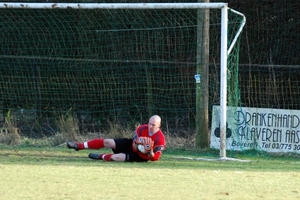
xmin=137 ymin=144 xmax=147 ymax=154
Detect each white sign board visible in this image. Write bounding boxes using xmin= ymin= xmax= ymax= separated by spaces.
xmin=210 ymin=106 xmax=300 ymax=154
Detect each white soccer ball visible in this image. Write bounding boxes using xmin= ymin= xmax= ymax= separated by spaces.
xmin=137 ymin=144 xmax=147 ymax=154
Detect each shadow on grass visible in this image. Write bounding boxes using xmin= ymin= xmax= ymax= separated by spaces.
xmin=0 ymin=145 xmax=108 ymax=166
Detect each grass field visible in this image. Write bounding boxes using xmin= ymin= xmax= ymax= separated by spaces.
xmin=0 ymin=146 xmax=300 ymax=200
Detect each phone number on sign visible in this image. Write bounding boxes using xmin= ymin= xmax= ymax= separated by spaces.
xmin=262 ymin=142 xmax=300 ymax=150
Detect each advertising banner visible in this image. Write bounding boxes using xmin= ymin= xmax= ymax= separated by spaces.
xmin=210 ymin=106 xmax=300 ymax=153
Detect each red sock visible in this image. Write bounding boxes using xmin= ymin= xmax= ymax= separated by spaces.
xmin=87 ymin=138 xmax=105 ymax=149
xmin=103 ymin=154 xmax=113 ymax=162
xmin=77 ymin=142 xmax=84 ymax=150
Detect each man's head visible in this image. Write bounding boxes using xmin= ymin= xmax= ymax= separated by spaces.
xmin=148 ymin=115 xmax=161 ymax=135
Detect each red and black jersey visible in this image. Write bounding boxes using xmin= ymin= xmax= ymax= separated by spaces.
xmin=132 ymin=124 xmax=166 ymax=161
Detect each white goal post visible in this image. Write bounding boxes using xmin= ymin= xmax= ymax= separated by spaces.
xmin=0 ymin=2 xmax=245 ymax=158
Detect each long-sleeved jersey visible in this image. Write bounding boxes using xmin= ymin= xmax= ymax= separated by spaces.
xmin=132 ymin=124 xmax=166 ymax=161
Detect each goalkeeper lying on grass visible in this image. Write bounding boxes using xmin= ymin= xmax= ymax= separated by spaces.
xmin=66 ymin=115 xmax=166 ymax=162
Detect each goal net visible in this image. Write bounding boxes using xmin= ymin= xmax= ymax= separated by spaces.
xmin=0 ymin=3 xmax=245 ymax=156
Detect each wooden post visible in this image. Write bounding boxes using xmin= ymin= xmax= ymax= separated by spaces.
xmin=196 ymin=0 xmax=210 ymax=148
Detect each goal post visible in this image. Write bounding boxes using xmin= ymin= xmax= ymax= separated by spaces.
xmin=220 ymin=8 xmax=246 ymax=158
xmin=0 ymin=3 xmax=245 ymax=158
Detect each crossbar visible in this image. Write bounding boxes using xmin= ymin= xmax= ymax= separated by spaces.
xmin=0 ymin=2 xmax=227 ymax=9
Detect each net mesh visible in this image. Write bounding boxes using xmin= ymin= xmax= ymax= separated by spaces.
xmin=0 ymin=6 xmax=243 ymax=146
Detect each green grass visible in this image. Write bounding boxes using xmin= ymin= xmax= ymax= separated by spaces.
xmin=0 ymin=146 xmax=300 ymax=200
